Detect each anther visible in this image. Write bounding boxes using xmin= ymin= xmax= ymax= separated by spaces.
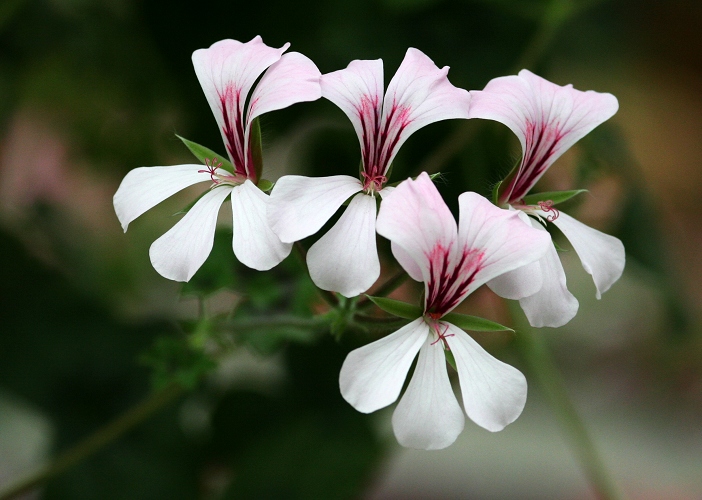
xmin=361 ymin=171 xmax=388 ymax=193
xmin=537 ymin=200 xmax=560 ymax=222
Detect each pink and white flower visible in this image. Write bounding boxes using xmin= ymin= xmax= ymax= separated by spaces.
xmin=468 ymin=70 xmax=625 ymax=327
xmin=339 ymin=173 xmax=551 ymax=450
xmin=113 ymin=37 xmax=321 ymax=281
xmin=267 ymin=48 xmax=471 ymax=297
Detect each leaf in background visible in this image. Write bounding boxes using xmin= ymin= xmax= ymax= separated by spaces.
xmin=176 ymin=134 xmax=235 ymax=174
xmin=365 ymin=296 xmax=422 ymax=320
xmin=441 ymin=312 xmax=514 ymax=332
xmin=522 ymin=189 xmax=588 ymax=206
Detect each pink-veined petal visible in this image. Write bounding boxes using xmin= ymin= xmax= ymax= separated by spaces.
xmin=307 ymin=193 xmax=379 ymax=297
xmin=392 ymin=336 xmax=465 ymax=450
xmin=456 ymin=192 xmax=550 ymax=298
xmin=445 ymin=323 xmax=527 ymax=432
xmin=519 ymin=240 xmax=579 ymax=328
xmin=339 ymin=318 xmax=428 ymax=414
xmin=380 ymin=48 xmax=471 ymax=171
xmin=376 ymin=172 xmax=457 ymax=283
xmin=149 ymin=186 xmax=233 ymax=282
xmin=231 ymin=180 xmax=292 ymax=271
xmin=192 ymin=37 xmax=288 ymax=175
xmin=246 ymin=51 xmax=322 ymax=149
xmin=113 ymin=164 xmax=212 ymax=232
xmin=487 ymin=210 xmax=545 ymax=299
xmin=267 ymin=175 xmax=362 ymax=243
xmin=320 ymin=59 xmax=384 ymax=169
xmin=391 ymin=241 xmax=423 ymax=282
xmin=549 ymin=210 xmax=625 ymax=299
xmin=469 ymin=70 xmax=618 ymax=203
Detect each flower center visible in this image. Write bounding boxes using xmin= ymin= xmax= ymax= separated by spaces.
xmin=425 ymin=318 xmax=455 ymax=350
xmin=199 ymin=158 xmax=246 ymax=187
xmin=361 ymin=171 xmax=387 ymax=195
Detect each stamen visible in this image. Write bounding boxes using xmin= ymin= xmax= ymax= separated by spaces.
xmin=430 ymin=322 xmax=455 ymax=349
xmin=361 ymin=171 xmax=387 ymax=193
xmin=537 ymin=200 xmax=560 ymax=222
xmin=198 ymin=157 xmax=224 ymax=184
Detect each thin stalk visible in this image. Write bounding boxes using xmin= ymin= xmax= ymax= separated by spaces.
xmin=0 ymin=384 xmax=184 ymax=500
xmin=516 ymin=329 xmax=624 ymax=500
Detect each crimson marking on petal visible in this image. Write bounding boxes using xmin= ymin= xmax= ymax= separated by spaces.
xmin=503 ymin=121 xmax=562 ymax=204
xmin=219 ymin=88 xmax=253 ymax=180
xmin=424 ymin=244 xmax=484 ymax=318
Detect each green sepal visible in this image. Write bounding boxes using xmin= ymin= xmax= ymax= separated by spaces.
xmin=172 ymin=188 xmax=211 ymax=216
xmin=257 ymin=178 xmax=274 ymax=192
xmin=176 ymin=134 xmax=235 ymax=174
xmin=249 ymin=117 xmax=264 ymax=183
xmin=386 ymin=171 xmax=443 ymax=188
xmin=365 ymin=295 xmax=422 ymax=320
xmin=522 ymin=189 xmax=588 ymax=206
xmin=553 ymin=240 xmax=569 ymax=252
xmin=444 ymin=349 xmax=457 ymax=371
xmin=491 ymin=180 xmax=503 ymax=206
xmin=441 ymin=312 xmax=513 ymax=332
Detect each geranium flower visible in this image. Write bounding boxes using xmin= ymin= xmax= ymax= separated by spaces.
xmin=267 ymin=48 xmax=471 ymax=297
xmin=339 ymin=173 xmax=551 ymax=450
xmin=468 ymin=70 xmax=625 ymax=327
xmin=113 ymin=37 xmax=321 ymax=281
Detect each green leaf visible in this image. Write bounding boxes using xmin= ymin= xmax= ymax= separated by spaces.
xmin=522 ymin=189 xmax=588 ymax=206
xmin=176 ymin=134 xmax=235 ymax=174
xmin=257 ymin=178 xmax=274 ymax=192
xmin=444 ymin=349 xmax=457 ymax=371
xmin=491 ymin=180 xmax=503 ymax=206
xmin=441 ymin=312 xmax=513 ymax=332
xmin=249 ymin=117 xmax=264 ymax=182
xmin=365 ymin=296 xmax=422 ymax=320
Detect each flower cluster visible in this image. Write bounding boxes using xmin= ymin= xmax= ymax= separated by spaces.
xmin=113 ymin=36 xmax=625 ymax=450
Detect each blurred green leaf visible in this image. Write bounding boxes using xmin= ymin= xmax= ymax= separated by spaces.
xmin=176 ymin=134 xmax=235 ymax=173
xmin=366 ymin=296 xmax=422 ymax=320
xmin=442 ymin=312 xmax=513 ymax=332
xmin=139 ymin=335 xmax=216 ymax=390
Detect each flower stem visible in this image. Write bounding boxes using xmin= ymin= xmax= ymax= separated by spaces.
xmin=0 ymin=383 xmax=185 ymax=500
xmin=516 ymin=329 xmax=624 ymax=500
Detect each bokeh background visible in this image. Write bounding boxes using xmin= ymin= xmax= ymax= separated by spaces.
xmin=1 ymin=0 xmax=701 ymax=498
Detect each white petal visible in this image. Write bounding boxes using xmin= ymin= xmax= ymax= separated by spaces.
xmin=247 ymin=52 xmax=322 ymax=124
xmin=549 ymin=210 xmax=625 ymax=299
xmin=307 ymin=193 xmax=379 ymax=297
xmin=149 ymin=186 xmax=232 ymax=282
xmin=113 ymin=164 xmax=211 ymax=231
xmin=519 ymin=242 xmax=579 ymax=328
xmin=192 ymin=37 xmax=288 ymax=174
xmin=445 ymin=323 xmax=527 ymax=432
xmin=231 ymin=180 xmax=292 ymax=271
xmin=469 ymin=70 xmax=618 ymax=203
xmin=376 ymin=172 xmax=457 ymax=282
xmin=267 ymin=175 xmax=362 ymax=243
xmin=391 ymin=241 xmax=423 ymax=282
xmin=380 ymin=48 xmax=472 ymax=169
xmin=339 ymin=318 xmax=428 ymax=414
xmin=392 ymin=336 xmax=465 ymax=450
xmin=488 ymin=259 xmax=543 ymax=300
xmin=456 ymin=192 xmax=550 ymax=296
xmin=320 ymin=59 xmax=384 ymax=156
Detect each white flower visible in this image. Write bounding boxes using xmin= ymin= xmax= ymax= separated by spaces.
xmin=267 ymin=48 xmax=471 ymax=297
xmin=113 ymin=37 xmax=321 ymax=281
xmin=339 ymin=173 xmax=551 ymax=450
xmin=469 ymin=69 xmax=625 ymax=327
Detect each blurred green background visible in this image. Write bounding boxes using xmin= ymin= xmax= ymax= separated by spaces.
xmin=1 ymin=0 xmax=701 ymax=498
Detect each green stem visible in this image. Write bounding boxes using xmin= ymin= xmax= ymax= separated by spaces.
xmin=0 ymin=384 xmax=184 ymax=500
xmin=516 ymin=330 xmax=624 ymax=500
